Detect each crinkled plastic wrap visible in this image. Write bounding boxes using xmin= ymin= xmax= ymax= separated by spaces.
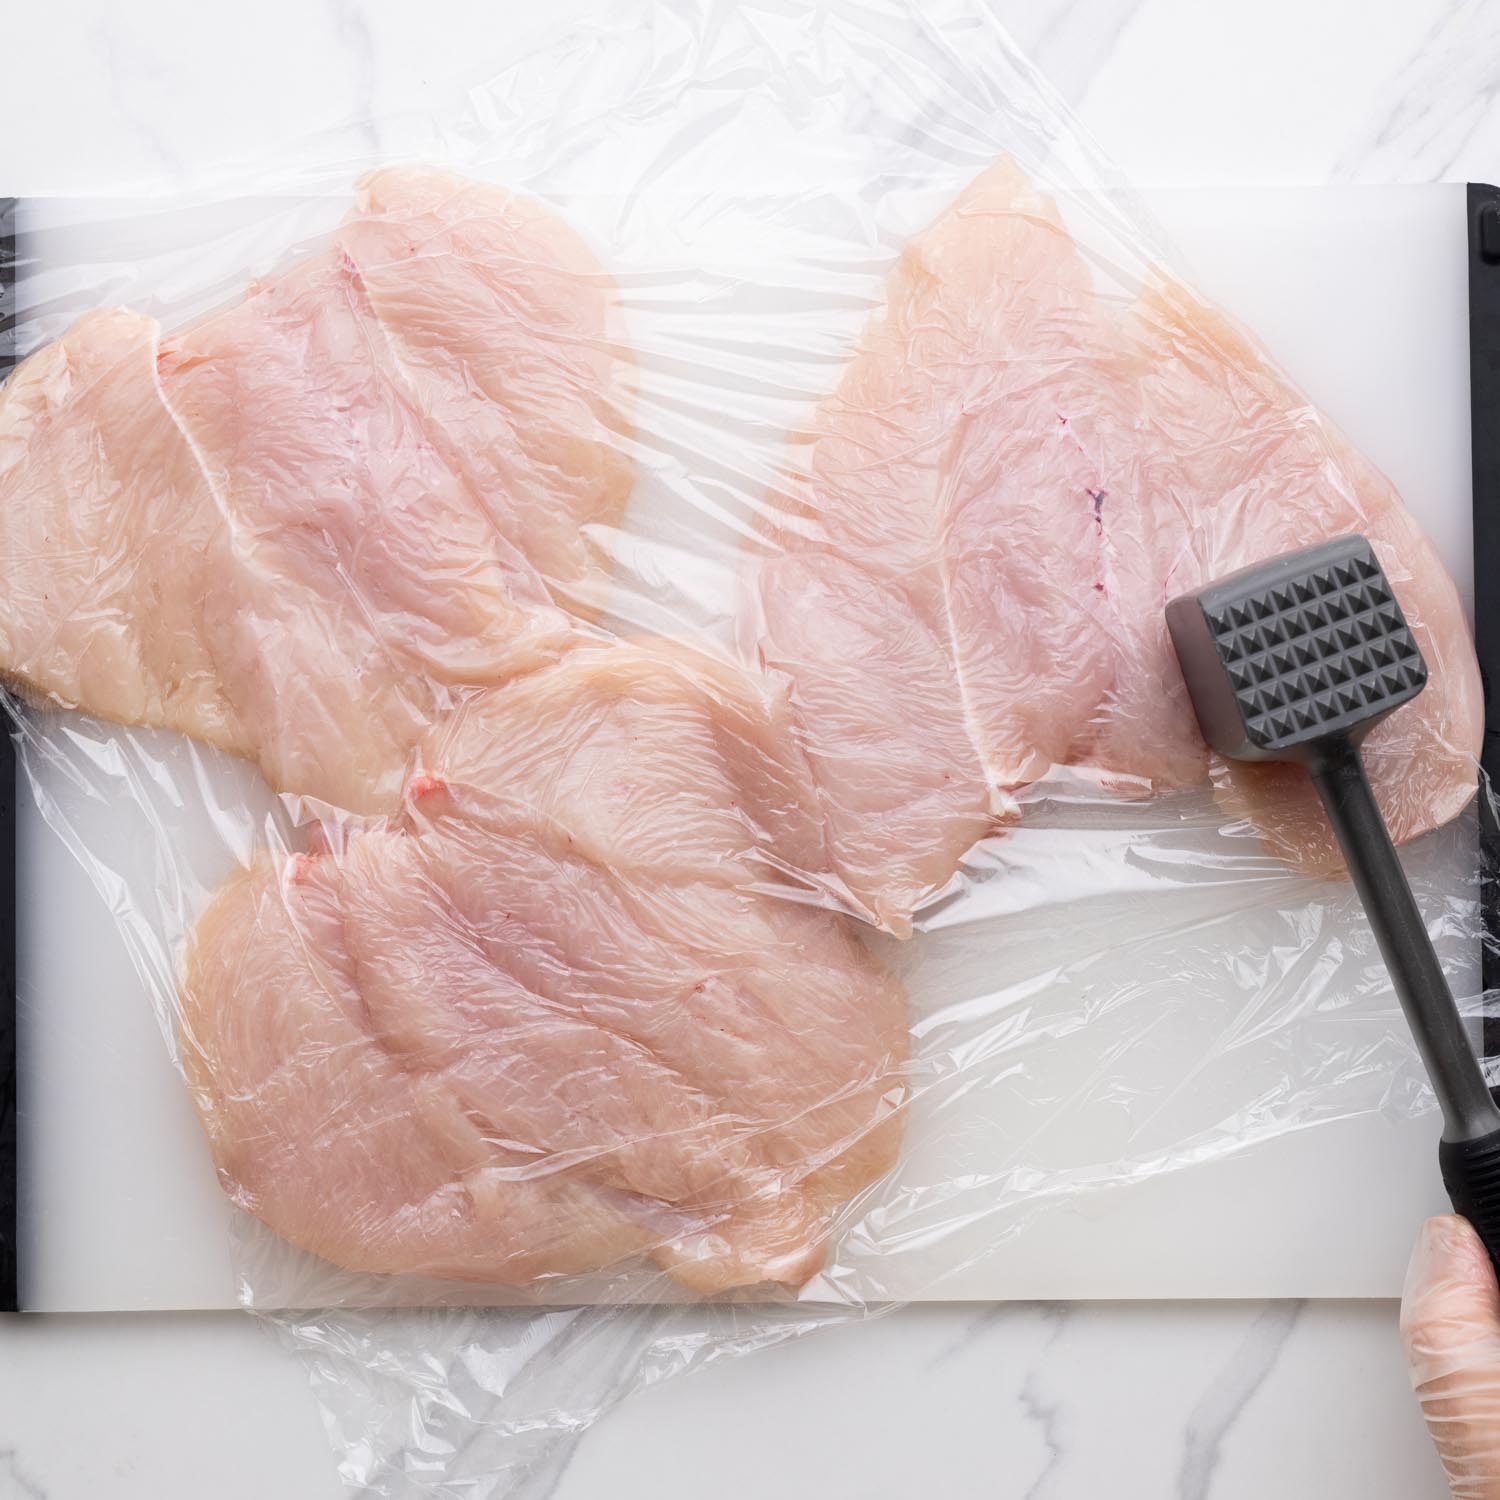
xmin=0 ymin=0 xmax=1490 ymax=1493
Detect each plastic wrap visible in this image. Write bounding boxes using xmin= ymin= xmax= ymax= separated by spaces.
xmin=0 ymin=0 xmax=1489 ymax=1493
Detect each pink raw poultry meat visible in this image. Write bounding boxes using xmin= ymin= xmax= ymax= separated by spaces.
xmin=0 ymin=169 xmax=632 ymax=813
xmin=748 ymin=158 xmax=1483 ymax=932
xmin=180 ymin=643 xmax=907 ymax=1293
xmin=0 ymin=308 xmax=252 ymax=757
xmin=158 ymin=247 xmax=572 ymax=812
xmin=338 ymin=167 xmax=635 ymax=619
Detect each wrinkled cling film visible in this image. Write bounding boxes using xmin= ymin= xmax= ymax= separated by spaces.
xmin=0 ymin=0 xmax=1490 ymax=1493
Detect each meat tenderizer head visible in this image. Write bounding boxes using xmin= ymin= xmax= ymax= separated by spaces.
xmin=1166 ymin=534 xmax=1500 ymax=1266
xmin=1164 ymin=534 xmax=1427 ymax=767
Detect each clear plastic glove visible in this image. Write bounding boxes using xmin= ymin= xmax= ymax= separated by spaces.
xmin=1403 ymin=1216 xmax=1500 ymax=1497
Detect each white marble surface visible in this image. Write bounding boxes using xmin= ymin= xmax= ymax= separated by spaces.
xmin=3 ymin=0 xmax=1498 ymax=1495
xmin=0 ymin=1299 xmax=1450 ymax=1500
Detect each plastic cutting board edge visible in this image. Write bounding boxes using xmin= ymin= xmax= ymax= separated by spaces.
xmin=13 ymin=183 xmax=1477 ymax=1310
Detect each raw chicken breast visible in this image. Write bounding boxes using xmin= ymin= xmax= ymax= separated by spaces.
xmin=159 ymin=248 xmax=573 ymax=811
xmin=180 ymin=644 xmax=907 ymax=1293
xmin=0 ymin=308 xmax=250 ymax=755
xmin=338 ymin=167 xmax=635 ymax=618
xmin=1118 ymin=281 xmax=1483 ymax=875
xmin=748 ymin=158 xmax=1482 ymax=929
xmin=0 ymin=169 xmax=632 ymax=813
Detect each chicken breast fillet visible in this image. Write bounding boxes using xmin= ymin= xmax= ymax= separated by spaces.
xmin=0 ymin=169 xmax=632 ymax=813
xmin=180 ymin=644 xmax=908 ymax=1294
xmin=748 ymin=158 xmax=1483 ymax=932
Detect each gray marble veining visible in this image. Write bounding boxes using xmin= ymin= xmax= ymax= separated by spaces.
xmin=1016 ymin=1305 xmax=1075 ymax=1500
xmin=1177 ymin=1301 xmax=1303 ymax=1500
xmin=0 ymin=1448 xmax=47 ymax=1500
xmin=88 ymin=20 xmax=192 ymax=185
xmin=1003 ymin=0 xmax=1146 ymax=109
xmin=1336 ymin=0 xmax=1500 ymax=183
xmin=327 ymin=0 xmax=382 ymax=152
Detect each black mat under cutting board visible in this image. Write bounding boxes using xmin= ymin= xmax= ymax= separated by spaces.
xmin=1 ymin=195 xmax=18 ymax=1313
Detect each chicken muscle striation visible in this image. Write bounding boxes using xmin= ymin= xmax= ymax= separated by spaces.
xmin=0 ymin=169 xmax=631 ymax=813
xmin=748 ymin=158 xmax=1482 ymax=932
xmin=180 ymin=644 xmax=908 ymax=1294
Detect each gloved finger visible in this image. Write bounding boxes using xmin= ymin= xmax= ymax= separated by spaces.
xmin=1402 ymin=1215 xmax=1500 ymax=1499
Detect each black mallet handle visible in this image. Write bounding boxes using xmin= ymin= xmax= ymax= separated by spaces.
xmin=1166 ymin=535 xmax=1500 ymax=1267
xmin=1315 ymin=742 xmax=1500 ymax=1267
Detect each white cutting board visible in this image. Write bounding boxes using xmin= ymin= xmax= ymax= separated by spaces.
xmin=15 ymin=183 xmax=1475 ymax=1311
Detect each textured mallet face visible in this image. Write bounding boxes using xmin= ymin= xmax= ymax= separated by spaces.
xmin=1165 ymin=535 xmax=1428 ymax=762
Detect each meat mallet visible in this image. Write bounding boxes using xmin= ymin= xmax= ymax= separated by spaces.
xmin=1166 ymin=533 xmax=1500 ymax=1268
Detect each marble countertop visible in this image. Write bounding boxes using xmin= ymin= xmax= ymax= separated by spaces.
xmin=0 ymin=1299 xmax=1445 ymax=1499
xmin=4 ymin=0 xmax=1498 ymax=1495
